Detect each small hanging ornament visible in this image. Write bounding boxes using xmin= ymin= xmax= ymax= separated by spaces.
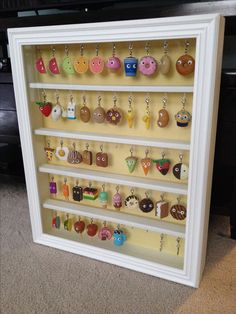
xmin=155 ymin=194 xmax=169 ymax=219
xmin=157 ymin=96 xmax=169 ymax=128
xmin=35 ymin=91 xmax=52 ymax=117
xmin=159 ymin=233 xmax=164 ymax=252
xmin=62 ymin=178 xmax=69 ymax=200
xmin=72 ymin=180 xmax=83 ymax=202
xmin=152 ymin=152 xmax=171 ymax=176
xmin=64 ymin=214 xmax=73 ymax=231
xmin=170 ymin=196 xmax=187 ymax=221
xmin=83 ymin=182 xmax=98 ymax=200
xmin=113 ymin=225 xmax=127 ymax=246
xmin=55 ymin=140 xmax=69 ymax=161
xmin=98 ymin=221 xmax=112 ymax=240
xmin=74 ymin=216 xmax=85 ymax=234
xmin=141 ymin=149 xmax=152 ymax=176
xmin=96 ymin=145 xmax=108 ymax=167
xmin=106 ymin=43 xmax=121 ymax=71
xmin=124 ymin=43 xmax=138 ymax=77
xmin=52 ymin=94 xmax=62 ymax=121
xmin=49 ymin=177 xmax=57 ymax=196
xmin=48 ymin=47 xmax=60 ymax=74
xmin=89 ymin=44 xmax=104 ymax=74
xmin=80 ymin=95 xmax=91 ymax=123
xmin=142 ymin=97 xmax=151 ymax=130
xmin=93 ymin=96 xmax=106 ymax=123
xmin=74 ymin=44 xmax=89 ymax=74
xmin=139 ymin=192 xmax=154 ymax=213
xmin=99 ymin=184 xmax=108 ymax=208
xmin=124 ymin=188 xmax=139 ymax=209
xmin=87 ymin=218 xmax=98 ymax=237
xmin=82 ymin=143 xmax=93 ymax=165
xmin=113 ymin=186 xmax=122 ymax=209
xmin=175 ymin=95 xmax=192 ymax=127
xmin=138 ymin=42 xmax=157 ymax=76
xmin=106 ymin=95 xmax=122 ymax=125
xmin=52 ymin=212 xmax=60 ymax=229
xmin=62 ymin=45 xmax=75 ymax=75
xmin=67 ymin=142 xmax=82 ymax=164
xmin=176 ymin=237 xmax=181 ymax=256
xmin=173 ymin=154 xmax=189 ymax=180
xmin=67 ymin=95 xmax=76 ymax=120
xmin=125 ymin=147 xmax=138 ymax=173
xmin=126 ymin=96 xmax=135 ymax=128
xmin=176 ymin=40 xmax=195 ymax=76
xmin=160 ymin=41 xmax=171 ymax=75
xmin=44 ymin=141 xmax=55 ymax=161
xmin=35 ymin=47 xmax=46 ymax=74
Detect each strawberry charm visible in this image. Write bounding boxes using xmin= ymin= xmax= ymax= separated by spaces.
xmin=152 ymin=153 xmax=171 ymax=175
xmin=35 ymin=92 xmax=52 ymax=117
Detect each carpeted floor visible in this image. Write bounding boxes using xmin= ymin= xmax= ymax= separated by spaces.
xmin=0 ymin=179 xmax=235 ymax=314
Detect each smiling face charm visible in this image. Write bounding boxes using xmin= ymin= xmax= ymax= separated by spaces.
xmin=139 ymin=195 xmax=154 ymax=213
xmin=51 ymin=104 xmax=62 ymax=121
xmin=176 ymin=54 xmax=195 ymax=76
xmin=113 ymin=229 xmax=127 ymax=246
xmin=138 ymin=56 xmax=157 ymax=76
xmin=124 ymin=57 xmax=138 ymax=76
xmin=89 ymin=56 xmax=104 ymax=74
xmin=74 ymin=56 xmax=89 ymax=74
xmin=106 ymin=56 xmax=121 ymax=71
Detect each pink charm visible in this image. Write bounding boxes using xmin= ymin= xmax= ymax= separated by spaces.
xmin=138 ymin=56 xmax=157 ymax=76
xmin=35 ymin=57 xmax=46 ymax=74
xmin=89 ymin=56 xmax=104 ymax=74
xmin=98 ymin=226 xmax=112 ymax=240
xmin=49 ymin=57 xmax=60 ymax=74
xmin=113 ymin=186 xmax=122 ymax=209
xmin=106 ymin=57 xmax=121 ymax=71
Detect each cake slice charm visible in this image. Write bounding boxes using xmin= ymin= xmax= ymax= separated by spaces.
xmin=125 ymin=148 xmax=138 ymax=173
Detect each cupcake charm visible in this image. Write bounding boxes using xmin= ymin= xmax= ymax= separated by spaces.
xmin=113 ymin=186 xmax=122 ymax=209
xmin=89 ymin=44 xmax=104 ymax=74
xmin=125 ymin=147 xmax=138 ymax=173
xmin=62 ymin=45 xmax=75 ymax=75
xmin=124 ymin=43 xmax=138 ymax=77
xmin=138 ymin=42 xmax=157 ymax=76
xmin=176 ymin=41 xmax=195 ymax=76
xmin=74 ymin=45 xmax=89 ymax=74
xmin=106 ymin=43 xmax=121 ymax=71
xmin=99 ymin=184 xmax=108 ymax=208
xmin=175 ymin=95 xmax=192 ymax=127
xmin=173 ymin=154 xmax=189 ymax=180
xmin=106 ymin=96 xmax=122 ymax=125
xmin=152 ymin=153 xmax=171 ymax=176
xmin=160 ymin=41 xmax=171 ymax=75
xmin=125 ymin=189 xmax=139 ymax=209
xmin=93 ymin=96 xmax=106 ymax=123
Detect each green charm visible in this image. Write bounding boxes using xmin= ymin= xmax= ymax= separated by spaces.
xmin=64 ymin=214 xmax=72 ymax=231
xmin=125 ymin=148 xmax=138 ymax=173
xmin=62 ymin=56 xmax=75 ymax=74
xmin=152 ymin=157 xmax=171 ymax=175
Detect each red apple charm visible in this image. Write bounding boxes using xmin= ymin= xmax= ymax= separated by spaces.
xmin=87 ymin=222 xmax=98 ymax=237
xmin=74 ymin=220 xmax=85 ymax=234
xmin=36 ymin=101 xmax=52 ymax=117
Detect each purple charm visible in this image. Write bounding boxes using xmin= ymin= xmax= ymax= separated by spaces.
xmin=49 ymin=180 xmax=57 ymax=194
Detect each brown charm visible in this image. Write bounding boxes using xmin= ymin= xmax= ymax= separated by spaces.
xmin=96 ymin=145 xmax=108 ymax=167
xmin=170 ymin=204 xmax=187 ymax=220
xmin=106 ymin=96 xmax=122 ymax=125
xmin=80 ymin=95 xmax=90 ymax=122
xmin=82 ymin=144 xmax=92 ymax=165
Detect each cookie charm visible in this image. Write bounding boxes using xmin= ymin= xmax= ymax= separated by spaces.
xmin=142 ymin=97 xmax=151 ymax=130
xmin=170 ymin=197 xmax=187 ymax=220
xmin=44 ymin=142 xmax=55 ymax=161
xmin=157 ymin=97 xmax=169 ymax=128
xmin=99 ymin=184 xmax=108 ymax=208
xmin=125 ymin=148 xmax=138 ymax=173
xmin=173 ymin=154 xmax=189 ymax=180
xmin=55 ymin=140 xmax=69 ymax=161
xmin=106 ymin=96 xmax=122 ymax=125
xmin=74 ymin=217 xmax=85 ymax=234
xmin=138 ymin=42 xmax=157 ymax=76
xmin=125 ymin=189 xmax=139 ymax=209
xmin=155 ymin=194 xmax=169 ymax=219
xmin=62 ymin=45 xmax=75 ymax=75
xmin=139 ymin=192 xmax=154 ymax=213
xmin=141 ymin=149 xmax=152 ymax=176
xmin=80 ymin=95 xmax=91 ymax=123
xmin=48 ymin=47 xmax=60 ymax=74
xmin=126 ymin=96 xmax=135 ymax=128
xmin=52 ymin=95 xmax=62 ymax=121
xmin=82 ymin=144 xmax=93 ymax=165
xmin=96 ymin=145 xmax=108 ymax=167
xmin=62 ymin=178 xmax=69 ymax=200
xmin=93 ymin=96 xmax=106 ymax=123
xmin=83 ymin=183 xmax=98 ymax=200
xmin=72 ymin=180 xmax=83 ymax=202
xmin=49 ymin=177 xmax=57 ymax=196
xmin=152 ymin=153 xmax=171 ymax=176
xmin=98 ymin=222 xmax=112 ymax=240
xmin=113 ymin=227 xmax=127 ymax=246
xmin=124 ymin=43 xmax=138 ymax=77
xmin=52 ymin=212 xmax=60 ymax=229
xmin=64 ymin=214 xmax=72 ymax=231
xmin=89 ymin=44 xmax=104 ymax=74
xmin=67 ymin=143 xmax=82 ymax=164
xmin=106 ymin=43 xmax=121 ymax=71
xmin=74 ymin=45 xmax=89 ymax=74
xmin=35 ymin=48 xmax=46 ymax=74
xmin=160 ymin=41 xmax=171 ymax=75
xmin=87 ymin=219 xmax=98 ymax=237
xmin=67 ymin=95 xmax=76 ymax=120
xmin=113 ymin=186 xmax=122 ymax=209
xmin=176 ymin=41 xmax=195 ymax=76
xmin=35 ymin=92 xmax=52 ymax=117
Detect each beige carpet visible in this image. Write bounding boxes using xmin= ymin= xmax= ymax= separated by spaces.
xmin=0 ymin=180 xmax=235 ymax=314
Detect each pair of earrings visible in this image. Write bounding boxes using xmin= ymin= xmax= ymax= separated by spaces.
xmin=159 ymin=234 xmax=182 ymax=256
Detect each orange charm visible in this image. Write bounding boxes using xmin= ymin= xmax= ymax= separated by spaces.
xmin=141 ymin=150 xmax=151 ymax=176
xmin=63 ymin=178 xmax=69 ymax=200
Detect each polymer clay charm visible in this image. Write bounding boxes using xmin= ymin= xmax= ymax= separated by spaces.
xmin=35 ymin=92 xmax=52 ymax=117
xmin=106 ymin=43 xmax=121 ymax=71
xmin=44 ymin=142 xmax=55 ymax=161
xmin=173 ymin=154 xmax=189 ymax=180
xmin=98 ymin=222 xmax=112 ymax=240
xmin=74 ymin=217 xmax=85 ymax=234
xmin=176 ymin=41 xmax=195 ymax=76
xmin=125 ymin=189 xmax=139 ymax=209
xmin=67 ymin=95 xmax=76 ymax=120
xmin=126 ymin=96 xmax=135 ymax=128
xmin=49 ymin=177 xmax=57 ymax=196
xmin=55 ymin=140 xmax=69 ymax=161
xmin=160 ymin=41 xmax=171 ymax=75
xmin=62 ymin=178 xmax=69 ymax=200
xmin=152 ymin=153 xmax=171 ymax=175
xmin=64 ymin=214 xmax=73 ymax=231
xmin=72 ymin=181 xmax=83 ymax=202
xmin=124 ymin=43 xmax=138 ymax=77
xmin=67 ymin=143 xmax=82 ymax=164
xmin=170 ymin=197 xmax=187 ymax=220
xmin=93 ymin=96 xmax=106 ymax=123
xmin=155 ymin=194 xmax=169 ymax=219
xmin=113 ymin=227 xmax=127 ymax=246
xmin=83 ymin=183 xmax=98 ymax=200
xmin=175 ymin=95 xmax=192 ymax=127
xmin=141 ymin=149 xmax=152 ymax=176
xmin=52 ymin=95 xmax=62 ymax=121
xmin=96 ymin=145 xmax=108 ymax=167
xmin=138 ymin=42 xmax=157 ymax=76
xmin=125 ymin=147 xmax=138 ymax=173
xmin=139 ymin=192 xmax=154 ymax=213
xmin=48 ymin=47 xmax=60 ymax=74
xmin=87 ymin=219 xmax=98 ymax=237
xmin=82 ymin=144 xmax=93 ymax=165
xmin=74 ymin=45 xmax=89 ymax=74
xmin=99 ymin=184 xmax=108 ymax=208
xmin=142 ymin=97 xmax=151 ymax=130
xmin=35 ymin=48 xmax=46 ymax=74
xmin=62 ymin=46 xmax=75 ymax=75
xmin=89 ymin=44 xmax=104 ymax=74
xmin=106 ymin=96 xmax=122 ymax=125
xmin=157 ymin=97 xmax=169 ymax=128
xmin=80 ymin=95 xmax=91 ymax=123
xmin=52 ymin=212 xmax=60 ymax=229
xmin=113 ymin=186 xmax=122 ymax=209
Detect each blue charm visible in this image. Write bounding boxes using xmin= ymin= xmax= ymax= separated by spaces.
xmin=124 ymin=57 xmax=138 ymax=77
xmin=113 ymin=229 xmax=127 ymax=246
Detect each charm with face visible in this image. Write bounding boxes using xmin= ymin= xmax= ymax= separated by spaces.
xmin=138 ymin=56 xmax=157 ymax=76
xmin=125 ymin=194 xmax=139 ymax=209
xmin=113 ymin=190 xmax=122 ymax=209
xmin=74 ymin=56 xmax=89 ymax=74
xmin=124 ymin=57 xmax=138 ymax=77
xmin=67 ymin=100 xmax=76 ymax=120
xmin=72 ymin=185 xmax=83 ymax=202
xmin=113 ymin=229 xmax=127 ymax=246
xmin=176 ymin=54 xmax=195 ymax=76
xmin=36 ymin=101 xmax=52 ymax=117
xmin=139 ymin=196 xmax=154 ymax=213
xmin=89 ymin=56 xmax=104 ymax=74
xmin=173 ymin=162 xmax=189 ymax=180
xmin=49 ymin=57 xmax=60 ymax=74
xmin=106 ymin=56 xmax=121 ymax=71
xmin=175 ymin=109 xmax=192 ymax=127
xmin=80 ymin=104 xmax=91 ymax=122
xmin=106 ymin=107 xmax=122 ymax=125
xmin=125 ymin=156 xmax=138 ymax=173
xmin=55 ymin=142 xmax=69 ymax=161
xmin=141 ymin=157 xmax=152 ymax=176
xmin=96 ymin=152 xmax=108 ymax=167
xmin=52 ymin=104 xmax=62 ymax=121
xmin=62 ymin=56 xmax=75 ymax=74
xmin=170 ymin=204 xmax=187 ymax=220
xmin=35 ymin=57 xmax=46 ymax=74
xmin=98 ymin=227 xmax=112 ymax=240
xmin=67 ymin=144 xmax=82 ymax=164
xmin=93 ymin=96 xmax=106 ymax=123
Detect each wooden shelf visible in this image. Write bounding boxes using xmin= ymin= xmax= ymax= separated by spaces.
xmin=38 ymin=163 xmax=188 ymax=195
xmin=34 ymin=128 xmax=191 ymax=151
xmin=43 ymin=199 xmax=185 ymax=238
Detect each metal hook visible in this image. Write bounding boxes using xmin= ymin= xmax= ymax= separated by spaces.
xmin=112 ymin=43 xmax=116 ymax=57
xmin=163 ymin=40 xmax=168 ymax=54
xmin=128 ymin=95 xmax=132 ymax=105
xmin=96 ymin=44 xmax=99 ymax=56
xmin=65 ymin=45 xmax=69 ymax=56
xmin=129 ymin=42 xmax=133 ymax=57
xmin=80 ymin=44 xmax=84 ymax=56
xmin=83 ymin=95 xmax=86 ymax=106
xmin=98 ymin=95 xmax=102 ymax=106
xmin=185 ymin=40 xmax=190 ymax=54
xmin=145 ymin=42 xmax=150 ymax=55
xmin=162 ymin=152 xmax=165 ymax=159
xmin=145 ymin=149 xmax=149 ymax=157
xmin=179 ymin=153 xmax=183 ymax=162
xmin=116 ymin=185 xmax=119 ymax=193
xmin=100 ymin=144 xmax=103 ymax=152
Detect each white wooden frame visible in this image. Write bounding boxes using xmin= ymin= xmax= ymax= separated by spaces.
xmin=8 ymin=14 xmax=224 ymax=287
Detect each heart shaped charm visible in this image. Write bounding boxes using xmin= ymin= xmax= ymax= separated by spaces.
xmin=152 ymin=157 xmax=171 ymax=175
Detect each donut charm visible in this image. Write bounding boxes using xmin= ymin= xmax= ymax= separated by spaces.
xmin=125 ymin=193 xmax=139 ymax=209
xmin=170 ymin=204 xmax=187 ymax=220
xmin=176 ymin=54 xmax=195 ymax=76
xmin=173 ymin=162 xmax=189 ymax=180
xmin=89 ymin=56 xmax=104 ymax=74
xmin=139 ymin=194 xmax=154 ymax=213
xmin=106 ymin=56 xmax=121 ymax=71
xmin=138 ymin=56 xmax=157 ymax=76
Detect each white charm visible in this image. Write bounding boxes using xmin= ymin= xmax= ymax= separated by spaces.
xmin=52 ymin=104 xmax=62 ymax=121
xmin=55 ymin=146 xmax=69 ymax=160
xmin=67 ymin=100 xmax=76 ymax=120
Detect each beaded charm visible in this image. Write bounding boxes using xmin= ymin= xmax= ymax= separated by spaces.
xmin=67 ymin=143 xmax=82 ymax=164
xmin=126 ymin=96 xmax=135 ymax=128
xmin=106 ymin=43 xmax=121 ymax=71
xmin=98 ymin=222 xmax=112 ymax=240
xmin=142 ymin=97 xmax=151 ymax=130
xmin=160 ymin=41 xmax=171 ymax=75
xmin=139 ymin=192 xmax=154 ymax=213
xmin=176 ymin=41 xmax=195 ymax=76
xmin=89 ymin=44 xmax=104 ymax=74
xmin=113 ymin=226 xmax=127 ymax=246
xmin=93 ymin=96 xmax=106 ymax=123
xmin=64 ymin=214 xmax=73 ymax=231
xmin=96 ymin=145 xmax=108 ymax=167
xmin=74 ymin=45 xmax=89 ymax=74
xmin=62 ymin=45 xmax=75 ymax=74
xmin=173 ymin=154 xmax=189 ymax=180
xmin=106 ymin=96 xmax=122 ymax=125
xmin=48 ymin=47 xmax=60 ymax=74
xmin=82 ymin=143 xmax=93 ymax=165
xmin=141 ymin=149 xmax=152 ymax=176
xmin=49 ymin=177 xmax=57 ymax=196
xmin=152 ymin=153 xmax=171 ymax=176
xmin=80 ymin=95 xmax=91 ymax=123
xmin=125 ymin=189 xmax=139 ymax=209
xmin=74 ymin=217 xmax=85 ymax=234
xmin=138 ymin=42 xmax=157 ymax=76
xmin=113 ymin=186 xmax=122 ymax=209
xmin=99 ymin=184 xmax=108 ymax=208
xmin=125 ymin=147 xmax=138 ymax=173
xmin=87 ymin=219 xmax=98 ymax=237
xmin=157 ymin=96 xmax=169 ymax=128
xmin=62 ymin=178 xmax=69 ymax=200
xmin=55 ymin=140 xmax=69 ymax=161
xmin=124 ymin=43 xmax=138 ymax=77
xmin=72 ymin=180 xmax=83 ymax=202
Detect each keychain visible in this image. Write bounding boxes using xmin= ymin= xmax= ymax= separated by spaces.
xmin=124 ymin=188 xmax=139 ymax=209
xmin=99 ymin=184 xmax=108 ymax=208
xmin=170 ymin=196 xmax=187 ymax=220
xmin=72 ymin=180 xmax=83 ymax=202
xmin=87 ymin=218 xmax=98 ymax=237
xmin=138 ymin=42 xmax=157 ymax=76
xmin=157 ymin=96 xmax=169 ymax=128
xmin=89 ymin=44 xmax=104 ymax=74
xmin=125 ymin=147 xmax=138 ymax=173
xmin=175 ymin=95 xmax=192 ymax=127
xmin=35 ymin=91 xmax=52 ymax=117
xmin=62 ymin=45 xmax=75 ymax=74
xmin=139 ymin=191 xmax=154 ymax=213
xmin=52 ymin=94 xmax=62 ymax=121
xmin=126 ymin=96 xmax=135 ymax=128
xmin=64 ymin=214 xmax=72 ymax=231
xmin=44 ymin=141 xmax=55 ymax=161
xmin=98 ymin=222 xmax=113 ymax=240
xmin=80 ymin=95 xmax=91 ymax=122
xmin=93 ymin=96 xmax=106 ymax=123
xmin=74 ymin=216 xmax=85 ymax=234
xmin=160 ymin=41 xmax=171 ymax=75
xmin=67 ymin=95 xmax=76 ymax=120
xmin=83 ymin=182 xmax=98 ymax=200
xmin=35 ymin=47 xmax=46 ymax=74
xmin=49 ymin=177 xmax=57 ymax=196
xmin=106 ymin=43 xmax=121 ymax=71
xmin=176 ymin=40 xmax=195 ymax=76
xmin=55 ymin=140 xmax=69 ymax=161
xmin=96 ymin=145 xmax=108 ymax=167
xmin=52 ymin=212 xmax=60 ymax=229
xmin=173 ymin=154 xmax=189 ymax=180
xmin=142 ymin=97 xmax=151 ymax=129
xmin=62 ymin=178 xmax=69 ymax=200
xmin=155 ymin=194 xmax=169 ymax=219
xmin=152 ymin=152 xmax=171 ymax=176
xmin=113 ymin=186 xmax=122 ymax=209
xmin=113 ymin=225 xmax=127 ymax=246
xmin=48 ymin=47 xmax=60 ymax=74
xmin=82 ymin=143 xmax=93 ymax=165
xmin=67 ymin=142 xmax=82 ymax=164
xmin=74 ymin=44 xmax=89 ymax=74
xmin=106 ymin=95 xmax=122 ymax=125
xmin=141 ymin=149 xmax=152 ymax=176
xmin=124 ymin=43 xmax=138 ymax=77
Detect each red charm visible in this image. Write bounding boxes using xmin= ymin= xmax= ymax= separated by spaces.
xmin=87 ymin=221 xmax=98 ymax=237
xmin=74 ymin=219 xmax=85 ymax=234
xmin=35 ymin=57 xmax=46 ymax=74
xmin=36 ymin=101 xmax=52 ymax=117
xmin=49 ymin=57 xmax=60 ymax=74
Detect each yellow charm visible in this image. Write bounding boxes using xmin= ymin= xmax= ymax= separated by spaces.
xmin=142 ymin=97 xmax=151 ymax=129
xmin=126 ymin=96 xmax=135 ymax=128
